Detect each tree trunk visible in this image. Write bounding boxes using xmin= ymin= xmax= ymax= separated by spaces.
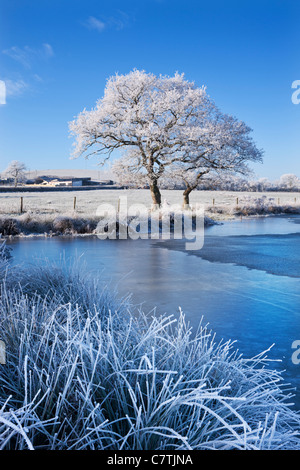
xmin=150 ymin=180 xmax=161 ymax=207
xmin=183 ymin=186 xmax=193 ymax=208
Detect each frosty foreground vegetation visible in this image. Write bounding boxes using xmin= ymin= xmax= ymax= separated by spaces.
xmin=0 ymin=244 xmax=300 ymax=450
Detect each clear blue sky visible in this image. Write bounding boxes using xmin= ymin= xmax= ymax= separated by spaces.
xmin=0 ymin=0 xmax=299 ymax=180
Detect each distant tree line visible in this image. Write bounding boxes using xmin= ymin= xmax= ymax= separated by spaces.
xmin=160 ymin=173 xmax=300 ymax=192
xmin=113 ymin=171 xmax=300 ymax=193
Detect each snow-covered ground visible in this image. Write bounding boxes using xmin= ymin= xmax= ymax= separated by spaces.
xmin=0 ymin=189 xmax=299 ymax=217
xmin=0 ymin=189 xmax=299 ymax=236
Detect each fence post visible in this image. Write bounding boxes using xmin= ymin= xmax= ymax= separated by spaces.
xmin=73 ymin=196 xmax=77 ymax=211
xmin=20 ymin=197 xmax=23 ymax=214
xmin=236 ymin=197 xmax=239 ymax=206
xmin=212 ymin=198 xmax=215 ymax=206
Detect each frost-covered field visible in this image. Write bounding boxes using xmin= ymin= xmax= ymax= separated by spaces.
xmin=0 ymin=189 xmax=299 ymax=216
xmin=0 ymin=189 xmax=300 ymax=236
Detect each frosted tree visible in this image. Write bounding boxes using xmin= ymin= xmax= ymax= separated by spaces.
xmin=278 ymin=174 xmax=300 ymax=191
xmin=3 ymin=160 xmax=27 ymax=187
xmin=162 ymin=114 xmax=263 ymax=205
xmin=255 ymin=177 xmax=272 ymax=192
xmin=69 ymin=70 xmax=222 ymax=205
xmin=112 ymin=148 xmax=149 ymax=188
xmin=70 ymin=70 xmax=263 ymax=206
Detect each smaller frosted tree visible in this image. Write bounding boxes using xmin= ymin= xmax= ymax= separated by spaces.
xmin=161 ymin=114 xmax=263 ymax=206
xmin=255 ymin=177 xmax=271 ymax=192
xmin=278 ymin=174 xmax=300 ymax=191
xmin=3 ymin=160 xmax=27 ymax=187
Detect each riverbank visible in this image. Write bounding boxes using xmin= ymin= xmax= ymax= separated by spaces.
xmin=0 ymin=210 xmax=218 ymax=238
xmin=0 ymin=198 xmax=300 ymax=238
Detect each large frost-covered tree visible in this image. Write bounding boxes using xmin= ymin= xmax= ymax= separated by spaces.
xmin=70 ymin=70 xmax=263 ymax=205
xmin=70 ymin=70 xmax=215 ymax=204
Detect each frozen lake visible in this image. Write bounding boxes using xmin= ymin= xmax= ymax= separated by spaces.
xmin=7 ymin=215 xmax=300 ymax=409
